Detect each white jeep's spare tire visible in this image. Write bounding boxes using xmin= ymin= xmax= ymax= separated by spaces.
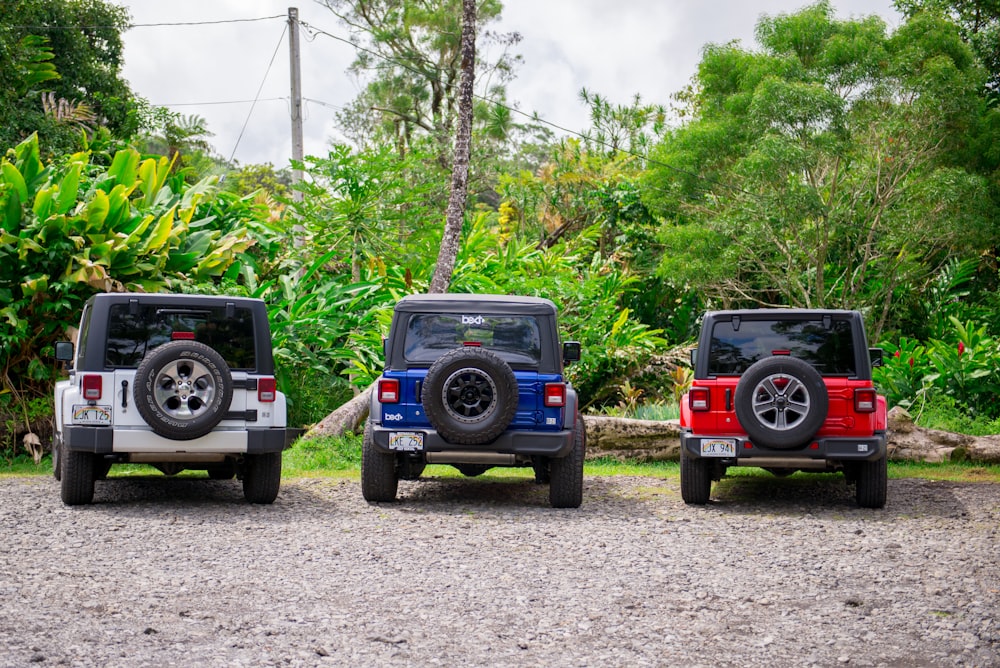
xmin=134 ymin=340 xmax=233 ymax=440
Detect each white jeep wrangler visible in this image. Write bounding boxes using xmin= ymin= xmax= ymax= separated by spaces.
xmin=53 ymin=293 xmax=294 ymax=505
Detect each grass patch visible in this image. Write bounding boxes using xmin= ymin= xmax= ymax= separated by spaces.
xmin=4 ymin=443 xmax=1000 ymax=484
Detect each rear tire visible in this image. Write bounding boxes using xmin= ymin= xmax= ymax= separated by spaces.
xmin=680 ymin=450 xmax=712 ymax=505
xmin=243 ymin=452 xmax=282 ymax=504
xmin=361 ymin=423 xmax=398 ymax=502
xmin=549 ymin=415 xmax=585 ymax=508
xmin=61 ymin=450 xmax=95 ymax=505
xmin=855 ymin=455 xmax=887 ymax=509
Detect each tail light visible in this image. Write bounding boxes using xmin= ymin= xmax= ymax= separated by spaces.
xmin=689 ymin=388 xmax=710 ymax=412
xmin=378 ymin=379 xmax=400 ymax=403
xmin=258 ymin=377 xmax=277 ymax=403
xmin=82 ymin=375 xmax=102 ymax=401
xmin=544 ymin=383 xmax=566 ymax=407
xmin=854 ymin=388 xmax=877 ymax=413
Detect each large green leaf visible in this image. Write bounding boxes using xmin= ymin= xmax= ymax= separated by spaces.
xmin=1 ymin=162 xmax=28 ymax=204
xmin=56 ymin=164 xmax=82 ymax=215
xmin=107 ymin=149 xmax=140 ymax=188
xmin=144 ymin=208 xmax=177 ymax=253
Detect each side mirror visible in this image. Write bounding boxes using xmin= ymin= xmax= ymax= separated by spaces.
xmin=562 ymin=341 xmax=581 ymax=364
xmin=55 ymin=341 xmax=74 ymax=362
xmin=869 ymin=347 xmax=884 ymax=368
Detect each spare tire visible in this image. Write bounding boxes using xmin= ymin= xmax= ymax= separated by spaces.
xmin=422 ymin=347 xmax=518 ymax=445
xmin=734 ymin=356 xmax=828 ymax=449
xmin=134 ymin=340 xmax=233 ymax=441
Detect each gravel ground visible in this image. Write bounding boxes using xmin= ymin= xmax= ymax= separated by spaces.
xmin=1 ymin=472 xmax=998 ymax=668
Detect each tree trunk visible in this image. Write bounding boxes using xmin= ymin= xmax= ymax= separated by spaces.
xmin=306 ymin=383 xmax=373 ymax=438
xmin=428 ymin=0 xmax=475 ymax=294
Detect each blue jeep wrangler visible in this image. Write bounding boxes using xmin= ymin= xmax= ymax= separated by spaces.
xmin=363 ymin=294 xmax=585 ymax=507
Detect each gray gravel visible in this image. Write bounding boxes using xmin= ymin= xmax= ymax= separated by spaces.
xmin=1 ymin=472 xmax=998 ymax=667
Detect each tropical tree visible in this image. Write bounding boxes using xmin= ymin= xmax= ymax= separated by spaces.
xmin=644 ymin=1 xmax=999 ymax=340
xmin=894 ymin=0 xmax=1000 ymax=95
xmin=429 ymin=0 xmax=477 ymax=292
xmin=319 ymin=0 xmax=519 ymax=163
xmin=0 ymin=0 xmax=139 ymax=154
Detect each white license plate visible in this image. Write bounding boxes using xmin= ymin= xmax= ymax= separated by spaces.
xmin=388 ymin=432 xmax=424 ymax=451
xmin=700 ymin=438 xmax=736 ymax=457
xmin=71 ymin=404 xmax=112 ymax=425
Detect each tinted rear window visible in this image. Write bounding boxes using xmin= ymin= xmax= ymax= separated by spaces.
xmin=708 ymin=319 xmax=856 ymax=375
xmin=404 ymin=314 xmax=541 ymax=366
xmin=105 ymin=304 xmax=257 ymax=370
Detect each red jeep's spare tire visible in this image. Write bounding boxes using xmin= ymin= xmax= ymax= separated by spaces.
xmin=734 ymin=356 xmax=828 ymax=449
xmin=422 ymin=347 xmax=519 ymax=445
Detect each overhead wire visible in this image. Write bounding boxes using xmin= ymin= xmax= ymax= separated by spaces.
xmin=296 ymin=19 xmax=743 ymax=198
xmin=50 ymin=11 xmax=733 ymax=194
xmin=225 ymin=22 xmax=288 ymax=164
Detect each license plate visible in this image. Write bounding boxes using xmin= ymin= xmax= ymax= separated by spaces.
xmin=388 ymin=432 xmax=424 ymax=451
xmin=71 ymin=404 xmax=112 ymax=425
xmin=700 ymin=438 xmax=736 ymax=457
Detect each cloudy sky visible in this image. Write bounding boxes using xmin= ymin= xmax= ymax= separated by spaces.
xmin=117 ymin=0 xmax=902 ymax=168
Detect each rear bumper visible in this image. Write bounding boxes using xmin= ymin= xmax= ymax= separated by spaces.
xmin=681 ymin=430 xmax=887 ymax=464
xmin=63 ymin=426 xmax=295 ymax=455
xmin=370 ymin=424 xmax=575 ymax=459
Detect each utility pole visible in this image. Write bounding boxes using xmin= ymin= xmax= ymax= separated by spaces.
xmin=288 ymin=7 xmax=304 ymax=204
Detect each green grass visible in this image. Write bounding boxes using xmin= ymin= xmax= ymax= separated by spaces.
xmin=5 ymin=439 xmax=1000 ymax=484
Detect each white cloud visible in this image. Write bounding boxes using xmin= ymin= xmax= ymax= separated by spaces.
xmin=117 ymin=0 xmax=901 ymax=168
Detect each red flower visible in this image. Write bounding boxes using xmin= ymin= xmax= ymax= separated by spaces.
xmin=894 ymin=350 xmax=901 ymax=358
xmin=958 ymin=341 xmax=965 ymax=358
xmin=908 ymin=357 xmax=914 ymax=368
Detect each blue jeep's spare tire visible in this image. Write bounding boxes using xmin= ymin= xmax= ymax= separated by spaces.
xmin=422 ymin=347 xmax=519 ymax=445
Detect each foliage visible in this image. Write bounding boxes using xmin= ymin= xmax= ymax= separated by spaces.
xmin=644 ymin=1 xmax=1000 ymax=341
xmin=0 ymin=0 xmax=139 ymax=155
xmin=894 ymin=0 xmax=1000 ymax=95
xmin=0 ymin=134 xmax=253 ymax=408
xmin=876 ymin=317 xmax=1000 ymax=420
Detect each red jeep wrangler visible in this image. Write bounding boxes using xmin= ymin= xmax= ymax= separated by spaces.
xmin=679 ymin=309 xmax=888 ymax=508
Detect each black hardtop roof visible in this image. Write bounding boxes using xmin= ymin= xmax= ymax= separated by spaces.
xmin=88 ymin=292 xmax=266 ymax=308
xmin=394 ymin=293 xmax=558 ymax=315
xmin=704 ymin=308 xmax=863 ymax=321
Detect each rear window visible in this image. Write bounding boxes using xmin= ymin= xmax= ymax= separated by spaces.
xmin=404 ymin=314 xmax=541 ymax=366
xmin=105 ymin=304 xmax=257 ymax=370
xmin=708 ymin=318 xmax=856 ymax=376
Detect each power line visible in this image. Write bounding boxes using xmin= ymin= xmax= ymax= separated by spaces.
xmin=6 ymin=16 xmax=285 ymax=30
xmin=155 ymin=98 xmax=287 ymax=107
xmin=227 ymin=22 xmax=288 ymax=164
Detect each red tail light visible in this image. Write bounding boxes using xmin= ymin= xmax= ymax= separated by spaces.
xmin=82 ymin=375 xmax=102 ymax=401
xmin=378 ymin=379 xmax=400 ymax=403
xmin=544 ymin=383 xmax=566 ymax=407
xmin=854 ymin=388 xmax=877 ymax=413
xmin=258 ymin=377 xmax=277 ymax=403
xmin=689 ymin=388 xmax=710 ymax=412
xmin=171 ymin=331 xmax=195 ymax=340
